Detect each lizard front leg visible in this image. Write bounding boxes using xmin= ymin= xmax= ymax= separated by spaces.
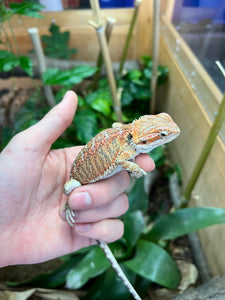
xmin=116 ymin=148 xmax=146 ymax=178
xmin=116 ymin=160 xmax=146 ymax=178
xmin=63 ymin=178 xmax=82 ymax=226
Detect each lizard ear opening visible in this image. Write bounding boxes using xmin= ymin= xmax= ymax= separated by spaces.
xmin=127 ymin=133 xmax=133 ymax=142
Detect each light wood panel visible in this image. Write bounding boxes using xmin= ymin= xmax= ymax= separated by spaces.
xmin=1 ymin=0 xmax=153 ymax=62
xmin=158 ymin=17 xmax=225 ymax=276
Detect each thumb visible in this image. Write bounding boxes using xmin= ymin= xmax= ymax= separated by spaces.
xmin=25 ymin=90 xmax=78 ymax=152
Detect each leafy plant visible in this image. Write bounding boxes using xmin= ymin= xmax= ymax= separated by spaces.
xmin=41 ymin=23 xmax=77 ymax=59
xmin=0 ymin=1 xmax=44 ymax=74
xmin=0 ymin=49 xmax=32 ymax=75
xmin=118 ymin=56 xmax=168 ymax=120
xmin=8 ymin=174 xmax=225 ymax=298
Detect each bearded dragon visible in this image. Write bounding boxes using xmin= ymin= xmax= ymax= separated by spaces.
xmin=63 ymin=113 xmax=180 ymax=300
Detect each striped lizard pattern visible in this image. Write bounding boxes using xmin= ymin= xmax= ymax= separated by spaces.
xmin=63 ymin=113 xmax=180 ymax=300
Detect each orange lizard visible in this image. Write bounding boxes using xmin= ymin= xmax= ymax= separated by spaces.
xmin=63 ymin=113 xmax=180 ymax=300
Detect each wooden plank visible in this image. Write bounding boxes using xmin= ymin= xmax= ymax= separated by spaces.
xmin=1 ymin=8 xmax=136 ymax=61
xmin=157 ymin=17 xmax=225 ymax=276
xmin=136 ymin=0 xmax=153 ymax=58
xmin=161 ymin=0 xmax=176 ymax=21
xmin=1 ymin=3 xmax=154 ymax=62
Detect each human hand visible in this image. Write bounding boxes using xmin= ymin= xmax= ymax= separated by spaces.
xmin=0 ymin=91 xmax=155 ymax=267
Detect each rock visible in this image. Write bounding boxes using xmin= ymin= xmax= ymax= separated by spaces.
xmin=173 ymin=276 xmax=225 ymax=300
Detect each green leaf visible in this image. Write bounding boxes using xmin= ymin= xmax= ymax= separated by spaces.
xmin=124 ymin=240 xmax=180 ymax=289
xmin=7 ymin=255 xmax=82 ymax=288
xmin=66 ymin=246 xmax=110 ymax=289
xmin=141 ymin=55 xmax=152 ymax=67
xmin=1 ymin=126 xmax=13 ymax=149
xmin=19 ymin=56 xmax=33 ymax=76
xmin=127 ymin=69 xmax=142 ymax=81
xmin=123 ymin=210 xmax=145 ymax=247
xmin=128 ymin=177 xmax=148 ymax=213
xmin=43 ymin=66 xmax=97 ymax=86
xmin=0 ymin=51 xmax=32 ymax=75
xmin=9 ymin=1 xmax=44 ymax=19
xmin=147 ymin=207 xmax=225 ymax=242
xmin=0 ymin=50 xmax=19 ymax=72
xmin=86 ymin=89 xmax=112 ymax=116
xmin=90 ymin=266 xmax=136 ymax=300
xmin=121 ymin=89 xmax=134 ymax=106
xmin=42 ymin=23 xmax=77 ymax=59
xmin=73 ymin=109 xmax=98 ymax=143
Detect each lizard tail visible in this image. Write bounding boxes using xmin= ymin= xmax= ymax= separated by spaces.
xmin=97 ymin=240 xmax=142 ymax=300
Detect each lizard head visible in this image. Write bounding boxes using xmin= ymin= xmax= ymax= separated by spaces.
xmin=130 ymin=113 xmax=181 ymax=153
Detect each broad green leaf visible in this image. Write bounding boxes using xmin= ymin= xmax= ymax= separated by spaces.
xmin=83 ymin=266 xmax=150 ymax=300
xmin=128 ymin=177 xmax=148 ymax=213
xmin=86 ymin=89 xmax=112 ymax=116
xmin=91 ymin=98 xmax=111 ymax=116
xmin=43 ymin=66 xmax=97 ymax=86
xmin=0 ymin=51 xmax=32 ymax=76
xmin=66 ymin=246 xmax=110 ymax=289
xmin=147 ymin=207 xmax=225 ymax=242
xmin=73 ymin=109 xmax=98 ymax=143
xmin=19 ymin=56 xmax=33 ymax=76
xmin=10 ymin=1 xmax=44 ymax=18
xmin=71 ymin=65 xmax=98 ymax=79
xmin=124 ymin=240 xmax=180 ymax=289
xmin=7 ymin=255 xmax=82 ymax=288
xmin=42 ymin=23 xmax=77 ymax=59
xmin=86 ymin=265 xmax=136 ymax=300
xmin=128 ymin=69 xmax=142 ymax=81
xmin=0 ymin=50 xmax=19 ymax=72
xmin=123 ymin=210 xmax=145 ymax=247
xmin=121 ymin=89 xmax=134 ymax=106
xmin=143 ymin=68 xmax=152 ymax=79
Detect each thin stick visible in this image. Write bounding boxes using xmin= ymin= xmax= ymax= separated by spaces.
xmin=183 ymin=93 xmax=225 ymax=201
xmin=89 ymin=0 xmax=122 ymax=122
xmin=28 ymin=28 xmax=55 ymax=107
xmin=92 ymin=17 xmax=116 ymax=90
xmin=118 ymin=0 xmax=142 ymax=76
xmin=8 ymin=19 xmax=20 ymax=55
xmin=150 ymin=0 xmax=161 ymax=114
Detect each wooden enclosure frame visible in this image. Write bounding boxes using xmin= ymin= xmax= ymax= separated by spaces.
xmin=1 ymin=0 xmax=225 ymax=276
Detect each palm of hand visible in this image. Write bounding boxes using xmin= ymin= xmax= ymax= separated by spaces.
xmin=0 ymin=138 xmax=87 ymax=265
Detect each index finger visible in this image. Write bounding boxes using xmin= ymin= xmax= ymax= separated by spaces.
xmin=135 ymin=153 xmax=155 ymax=173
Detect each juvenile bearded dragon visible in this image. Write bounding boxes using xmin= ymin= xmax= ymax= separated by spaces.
xmin=63 ymin=113 xmax=180 ymax=300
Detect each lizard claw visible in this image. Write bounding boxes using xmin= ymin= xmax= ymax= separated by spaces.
xmin=64 ymin=202 xmax=77 ymax=227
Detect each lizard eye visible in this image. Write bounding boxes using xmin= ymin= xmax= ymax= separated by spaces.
xmin=159 ymin=131 xmax=168 ymax=138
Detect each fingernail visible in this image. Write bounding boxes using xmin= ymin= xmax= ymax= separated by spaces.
xmin=70 ymin=192 xmax=92 ymax=209
xmin=76 ymin=224 xmax=91 ymax=233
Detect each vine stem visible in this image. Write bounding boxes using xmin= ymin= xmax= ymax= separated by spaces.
xmin=118 ymin=0 xmax=142 ymax=76
xmin=1 ymin=25 xmax=14 ymax=53
xmin=8 ymin=19 xmax=20 ymax=55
